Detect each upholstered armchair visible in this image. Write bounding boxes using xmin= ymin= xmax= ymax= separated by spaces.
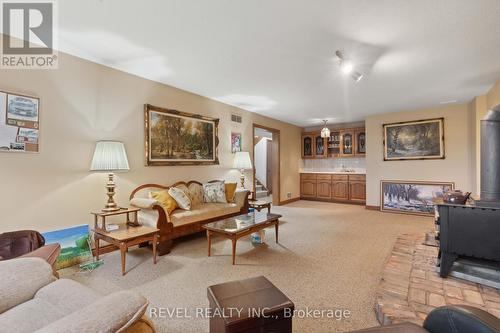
xmin=0 ymin=257 xmax=155 ymax=333
xmin=0 ymin=230 xmax=61 ymax=276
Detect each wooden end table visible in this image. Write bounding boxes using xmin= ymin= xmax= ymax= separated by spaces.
xmin=91 ymin=207 xmax=140 ymax=231
xmin=249 ymin=200 xmax=272 ymax=213
xmin=91 ymin=208 xmax=159 ymax=275
xmin=203 ymin=212 xmax=282 ymax=265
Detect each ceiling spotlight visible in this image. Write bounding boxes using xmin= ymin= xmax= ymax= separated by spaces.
xmin=341 ymin=61 xmax=353 ymax=74
xmin=351 ymin=71 xmax=363 ymax=83
xmin=335 ymin=50 xmax=363 ymax=82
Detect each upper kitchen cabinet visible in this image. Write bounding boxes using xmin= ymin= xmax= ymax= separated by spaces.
xmin=340 ymin=130 xmax=354 ymax=156
xmin=355 ymin=129 xmax=366 ymax=156
xmin=301 ymin=133 xmax=314 ymax=158
xmin=301 ymin=126 xmax=366 ymax=159
xmin=327 ymin=131 xmax=341 ymax=157
xmin=314 ymin=134 xmax=327 ymax=158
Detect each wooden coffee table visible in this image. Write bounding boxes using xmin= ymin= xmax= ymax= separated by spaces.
xmin=203 ymin=211 xmax=282 ymax=265
xmin=93 ymin=225 xmax=159 ymax=275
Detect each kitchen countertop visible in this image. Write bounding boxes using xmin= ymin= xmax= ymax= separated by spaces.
xmin=299 ymin=171 xmax=366 ymax=175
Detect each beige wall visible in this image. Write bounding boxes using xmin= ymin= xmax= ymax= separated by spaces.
xmin=470 ymin=95 xmax=488 ymax=195
xmin=0 ymin=51 xmax=301 ymax=232
xmin=365 ymin=104 xmax=474 ymax=207
xmin=487 ymin=80 xmax=500 ymax=109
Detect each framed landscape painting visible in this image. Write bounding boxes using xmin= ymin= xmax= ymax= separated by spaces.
xmin=144 ymin=104 xmax=219 ymax=166
xmin=380 ymin=180 xmax=454 ymax=216
xmin=383 ymin=118 xmax=444 ymax=161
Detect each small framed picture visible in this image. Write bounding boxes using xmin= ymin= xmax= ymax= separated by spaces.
xmin=231 ymin=132 xmax=242 ymax=153
xmin=0 ymin=91 xmax=40 ymax=153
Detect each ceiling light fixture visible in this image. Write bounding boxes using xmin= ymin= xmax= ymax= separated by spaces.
xmin=341 ymin=61 xmax=353 ymax=74
xmin=351 ymin=71 xmax=363 ymax=83
xmin=320 ymin=120 xmax=330 ymax=138
xmin=335 ymin=50 xmax=363 ymax=83
xmin=439 ymin=99 xmax=458 ymax=104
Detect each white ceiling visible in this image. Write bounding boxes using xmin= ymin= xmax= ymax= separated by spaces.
xmin=57 ymin=0 xmax=500 ymax=126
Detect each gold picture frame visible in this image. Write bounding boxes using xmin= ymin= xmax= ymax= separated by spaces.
xmin=383 ymin=118 xmax=445 ymax=161
xmin=144 ymin=104 xmax=219 ymax=166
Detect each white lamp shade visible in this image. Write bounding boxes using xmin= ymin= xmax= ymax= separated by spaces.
xmin=233 ymin=151 xmax=252 ymax=170
xmin=90 ymin=141 xmax=130 ymax=171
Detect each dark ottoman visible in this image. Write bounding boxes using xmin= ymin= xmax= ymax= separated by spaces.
xmin=207 ymin=276 xmax=294 ymax=333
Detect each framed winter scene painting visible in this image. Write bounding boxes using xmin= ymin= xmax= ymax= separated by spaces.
xmin=383 ymin=118 xmax=444 ymax=161
xmin=380 ymin=180 xmax=454 ymax=216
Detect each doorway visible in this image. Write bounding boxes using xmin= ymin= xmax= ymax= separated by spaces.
xmin=253 ymin=124 xmax=280 ymax=206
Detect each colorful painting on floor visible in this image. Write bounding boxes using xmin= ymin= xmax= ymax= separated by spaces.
xmin=42 ymin=224 xmax=91 ymax=269
xmin=381 ymin=180 xmax=454 ymax=216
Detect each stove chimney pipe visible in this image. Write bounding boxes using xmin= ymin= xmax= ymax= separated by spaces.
xmin=480 ymin=104 xmax=500 ymax=204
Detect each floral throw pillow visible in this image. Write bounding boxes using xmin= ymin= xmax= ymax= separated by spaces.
xmin=203 ymin=182 xmax=227 ymax=203
xmin=168 ymin=187 xmax=192 ymax=210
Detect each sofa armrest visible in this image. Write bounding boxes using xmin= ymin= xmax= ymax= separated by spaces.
xmin=20 ymin=243 xmax=60 ymax=266
xmin=234 ymin=189 xmax=250 ymax=210
xmin=130 ymin=198 xmax=159 ymax=209
xmin=0 ymin=257 xmax=56 ymax=314
xmin=423 ymin=305 xmax=500 ymax=333
xmin=35 ymin=290 xmax=148 ymax=333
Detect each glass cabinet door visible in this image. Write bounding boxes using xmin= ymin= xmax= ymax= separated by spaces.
xmin=302 ymin=135 xmax=313 ymax=157
xmin=342 ymin=132 xmax=353 ymax=155
xmin=315 ymin=135 xmax=325 ymax=157
xmin=356 ymin=131 xmax=366 ymax=155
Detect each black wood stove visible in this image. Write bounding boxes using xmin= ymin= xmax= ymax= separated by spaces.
xmin=435 ymin=105 xmax=500 ymax=278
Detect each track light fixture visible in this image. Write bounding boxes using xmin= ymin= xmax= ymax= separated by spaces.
xmin=335 ymin=50 xmax=363 ymax=83
xmin=351 ymin=71 xmax=363 ymax=83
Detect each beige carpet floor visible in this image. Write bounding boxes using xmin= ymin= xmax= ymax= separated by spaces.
xmin=60 ymin=201 xmax=433 ymax=333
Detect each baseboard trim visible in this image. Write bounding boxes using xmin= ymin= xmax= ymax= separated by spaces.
xmin=365 ymin=205 xmax=380 ymax=211
xmin=279 ymin=197 xmax=300 ymax=206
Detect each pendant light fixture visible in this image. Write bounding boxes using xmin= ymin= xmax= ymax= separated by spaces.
xmin=320 ymin=120 xmax=330 ymax=138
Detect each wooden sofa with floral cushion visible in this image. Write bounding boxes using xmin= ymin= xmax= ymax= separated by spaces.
xmin=129 ymin=180 xmax=249 ymax=255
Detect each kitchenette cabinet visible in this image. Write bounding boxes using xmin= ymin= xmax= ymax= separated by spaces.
xmin=331 ymin=175 xmax=349 ymax=201
xmin=300 ymin=173 xmax=366 ymax=204
xmin=300 ymin=173 xmax=317 ymax=198
xmin=302 ymin=127 xmax=365 ymax=159
xmin=316 ymin=175 xmax=333 ymax=199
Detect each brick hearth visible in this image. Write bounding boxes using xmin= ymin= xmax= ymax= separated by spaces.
xmin=375 ymin=233 xmax=500 ymax=326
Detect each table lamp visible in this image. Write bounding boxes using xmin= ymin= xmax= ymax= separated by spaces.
xmin=233 ymin=151 xmax=252 ymax=189
xmin=90 ymin=141 xmax=130 ymax=212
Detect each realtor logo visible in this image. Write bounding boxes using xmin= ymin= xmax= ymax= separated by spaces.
xmin=1 ymin=0 xmax=58 ymax=68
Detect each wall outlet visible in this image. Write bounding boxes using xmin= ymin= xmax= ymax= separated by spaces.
xmin=287 ymin=192 xmax=292 ymax=199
